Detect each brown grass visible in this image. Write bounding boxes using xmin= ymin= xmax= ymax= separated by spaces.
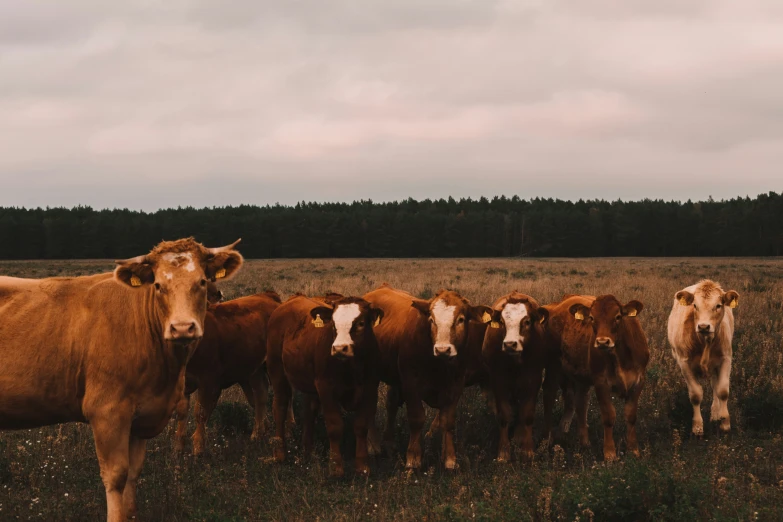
xmin=1 ymin=257 xmax=783 ymax=521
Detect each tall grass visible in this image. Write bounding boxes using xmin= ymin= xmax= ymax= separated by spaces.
xmin=1 ymin=258 xmax=782 ymax=521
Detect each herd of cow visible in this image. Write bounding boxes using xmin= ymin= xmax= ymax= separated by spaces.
xmin=0 ymin=238 xmax=739 ymax=521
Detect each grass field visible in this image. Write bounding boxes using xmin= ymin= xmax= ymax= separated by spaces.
xmin=1 ymin=257 xmax=783 ymax=521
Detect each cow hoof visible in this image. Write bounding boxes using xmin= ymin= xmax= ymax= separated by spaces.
xmin=691 ymin=426 xmax=704 ymax=439
xmin=405 ymin=458 xmax=422 ymax=471
xmin=629 ymin=448 xmax=641 ymax=458
xmin=519 ymin=450 xmax=534 ymax=462
xmin=330 ymin=464 xmax=345 ymax=478
xmin=719 ymin=422 xmax=731 ymax=434
xmin=444 ymin=459 xmax=458 ymax=471
xmin=497 ymin=450 xmax=511 ymax=463
xmin=604 ymin=453 xmax=618 ymax=463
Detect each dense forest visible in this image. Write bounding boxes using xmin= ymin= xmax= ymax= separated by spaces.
xmin=0 ymin=193 xmax=781 ymax=259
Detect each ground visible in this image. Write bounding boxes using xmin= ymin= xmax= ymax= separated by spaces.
xmin=1 ymin=257 xmax=782 ymax=521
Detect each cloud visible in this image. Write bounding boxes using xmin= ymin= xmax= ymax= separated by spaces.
xmin=1 ymin=0 xmax=782 ymax=210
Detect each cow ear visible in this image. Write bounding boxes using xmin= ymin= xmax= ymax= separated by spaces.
xmin=569 ymin=303 xmax=590 ymax=321
xmin=309 ymin=306 xmax=333 ymax=328
xmin=114 ymin=255 xmax=155 ymax=288
xmin=370 ymin=307 xmax=384 ymax=328
xmin=676 ymin=291 xmax=694 ymax=306
xmin=533 ymin=307 xmax=549 ymax=325
xmin=411 ymin=299 xmax=430 ymax=316
xmin=622 ymin=300 xmax=643 ymax=317
xmin=723 ymin=291 xmax=739 ymax=308
xmin=205 ymin=239 xmax=244 ymax=281
xmin=469 ymin=305 xmax=493 ymax=324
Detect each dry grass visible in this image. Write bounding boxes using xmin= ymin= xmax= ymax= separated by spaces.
xmin=1 ymin=258 xmax=783 ymax=521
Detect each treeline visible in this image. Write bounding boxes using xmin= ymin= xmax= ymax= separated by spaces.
xmin=1 ymin=193 xmax=782 ymax=259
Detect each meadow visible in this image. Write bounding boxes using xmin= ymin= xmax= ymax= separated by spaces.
xmin=1 ymin=257 xmax=782 ymax=521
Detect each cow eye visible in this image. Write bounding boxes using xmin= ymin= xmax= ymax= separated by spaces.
xmin=200 ymin=279 xmax=207 ymax=287
xmin=616 ymin=315 xmax=622 ymax=321
xmin=716 ymin=304 xmax=722 ymax=309
xmin=428 ymin=317 xmax=435 ymax=324
xmin=694 ymin=305 xmax=698 ymax=311
xmin=457 ymin=316 xmax=465 ymax=324
xmin=357 ymin=320 xmax=365 ymax=328
xmin=154 ymin=283 xmax=161 ymax=291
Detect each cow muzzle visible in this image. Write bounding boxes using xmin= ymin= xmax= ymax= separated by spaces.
xmin=167 ymin=321 xmax=202 ymax=343
xmin=503 ymin=341 xmax=523 ymax=354
xmin=594 ymin=337 xmax=615 ymax=351
xmin=331 ymin=344 xmax=354 ymax=358
xmin=697 ymin=323 xmax=713 ymax=336
xmin=434 ymin=344 xmax=456 ymax=358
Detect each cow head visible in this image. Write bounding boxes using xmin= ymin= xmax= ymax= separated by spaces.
xmin=569 ymin=295 xmax=643 ymax=353
xmin=114 ymin=237 xmax=243 ymax=344
xmin=489 ymin=292 xmax=548 ymax=354
xmin=412 ymin=290 xmax=492 ymax=358
xmin=309 ymin=297 xmax=383 ymax=359
xmin=675 ymin=281 xmax=738 ymax=342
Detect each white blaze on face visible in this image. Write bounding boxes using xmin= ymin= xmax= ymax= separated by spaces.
xmin=162 ymin=252 xmax=196 ymax=272
xmin=332 ymin=303 xmax=361 ymax=354
xmin=501 ymin=303 xmax=528 ymax=351
xmin=431 ymin=299 xmax=457 ymax=357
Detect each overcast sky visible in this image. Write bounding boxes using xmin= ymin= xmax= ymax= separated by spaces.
xmin=1 ymin=1 xmax=782 ymax=211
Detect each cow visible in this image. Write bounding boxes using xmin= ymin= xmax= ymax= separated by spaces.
xmin=266 ymin=294 xmax=383 ymax=477
xmin=482 ymin=292 xmax=549 ymax=461
xmin=174 ymin=289 xmax=283 ymax=455
xmin=544 ymin=294 xmax=649 ymax=461
xmin=667 ymin=280 xmax=739 ymax=436
xmin=0 ymin=237 xmax=243 ymax=522
xmin=363 ymin=284 xmax=491 ymax=470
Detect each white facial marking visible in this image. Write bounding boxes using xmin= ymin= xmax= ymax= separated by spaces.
xmin=164 ymin=272 xmax=173 ymax=281
xmin=162 ymin=252 xmax=196 ymax=271
xmin=501 ymin=303 xmax=528 ymax=350
xmin=332 ymin=303 xmax=361 ymax=350
xmin=431 ymin=299 xmax=457 ymax=356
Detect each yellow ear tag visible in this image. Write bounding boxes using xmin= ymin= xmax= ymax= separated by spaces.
xmin=312 ymin=314 xmax=324 ymax=328
xmin=539 ymin=315 xmax=546 ymax=324
xmin=490 ymin=321 xmax=500 ymax=329
xmin=627 ymin=309 xmax=637 ymax=317
xmin=729 ymin=299 xmax=738 ymax=309
xmin=678 ymin=297 xmax=689 ymax=306
xmin=215 ymin=268 xmax=227 ymax=280
xmin=130 ymin=276 xmax=142 ymax=287
xmin=482 ymin=311 xmax=492 ymax=324
xmin=574 ymin=311 xmax=584 ymax=321
xmin=373 ymin=315 xmax=381 ymax=328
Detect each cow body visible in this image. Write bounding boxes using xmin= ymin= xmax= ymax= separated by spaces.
xmin=267 ymin=295 xmax=382 ymax=476
xmin=668 ymin=280 xmax=738 ymax=435
xmin=174 ymin=291 xmax=282 ymax=455
xmin=0 ymin=238 xmax=243 ymax=522
xmin=545 ymin=294 xmax=649 ymax=461
xmin=483 ymin=292 xmax=549 ymax=461
xmin=364 ymin=284 xmax=490 ymax=470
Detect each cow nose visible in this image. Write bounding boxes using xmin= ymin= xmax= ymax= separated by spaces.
xmin=595 ymin=337 xmax=613 ymax=348
xmin=698 ymin=323 xmax=711 ymax=333
xmin=434 ymin=344 xmax=453 ymax=357
xmin=169 ymin=322 xmax=197 ymax=340
xmin=503 ymin=341 xmax=518 ymax=352
xmin=332 ymin=344 xmax=353 ymax=357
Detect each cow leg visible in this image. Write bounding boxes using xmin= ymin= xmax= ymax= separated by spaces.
xmin=174 ymin=393 xmax=190 ymax=452
xmin=91 ymin=413 xmax=131 ymax=522
xmin=439 ymin=400 xmax=459 ymax=470
xmin=542 ymin=365 xmax=559 ymax=442
xmin=122 ymin=436 xmax=147 ymax=518
xmin=710 ymin=357 xmax=731 ymax=433
xmin=402 ymin=384 xmax=425 ymax=470
xmin=315 ymin=383 xmax=345 ymax=477
xmin=426 ymin=411 xmax=440 ymax=438
xmin=192 ymin=385 xmax=221 ymax=456
xmin=513 ymin=370 xmax=543 ymax=460
xmin=271 ymin=378 xmax=292 ymax=463
xmin=624 ymin=377 xmax=644 ymax=457
xmin=677 ymin=359 xmax=704 ymax=437
xmin=383 ymin=385 xmax=401 ymax=444
xmin=241 ymin=371 xmax=270 ymax=441
xmin=354 ymin=381 xmax=379 ymax=475
xmin=574 ymin=383 xmax=590 ymax=448
xmin=594 ymin=383 xmax=617 ymax=461
xmin=559 ymin=381 xmax=576 ymax=436
xmin=302 ymin=394 xmax=320 ymax=458
xmin=494 ymin=381 xmax=513 ymax=463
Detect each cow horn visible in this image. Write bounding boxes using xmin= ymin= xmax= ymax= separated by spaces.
xmin=115 ymin=255 xmax=149 ymax=265
xmin=207 ymin=238 xmax=242 ymax=254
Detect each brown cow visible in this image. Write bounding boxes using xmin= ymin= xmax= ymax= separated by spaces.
xmin=174 ymin=290 xmax=283 ymax=455
xmin=483 ymin=292 xmax=549 ymax=461
xmin=545 ymin=294 xmax=649 ymax=461
xmin=668 ymin=280 xmax=738 ymax=436
xmin=267 ymin=295 xmax=383 ymax=476
xmin=364 ymin=284 xmax=491 ymax=470
xmin=0 ymin=237 xmax=243 ymax=522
